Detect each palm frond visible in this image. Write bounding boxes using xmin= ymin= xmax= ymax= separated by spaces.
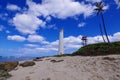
xmin=95 ymin=1 xmax=105 ymax=14
xmin=96 ymin=1 xmax=102 ymax=7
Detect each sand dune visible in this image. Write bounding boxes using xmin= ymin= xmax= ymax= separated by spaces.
xmin=8 ymin=55 xmax=120 ymax=80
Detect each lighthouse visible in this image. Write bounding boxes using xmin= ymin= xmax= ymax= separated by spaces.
xmin=59 ymin=29 xmax=64 ymax=55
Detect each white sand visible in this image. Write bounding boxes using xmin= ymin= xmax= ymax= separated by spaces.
xmin=8 ymin=55 xmax=120 ymax=80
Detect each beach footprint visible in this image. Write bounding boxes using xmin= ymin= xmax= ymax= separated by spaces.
xmin=42 ymin=77 xmax=51 ymax=80
xmin=25 ymin=76 xmax=31 ymax=80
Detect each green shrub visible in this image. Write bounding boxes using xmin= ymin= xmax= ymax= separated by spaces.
xmin=72 ymin=42 xmax=120 ymax=56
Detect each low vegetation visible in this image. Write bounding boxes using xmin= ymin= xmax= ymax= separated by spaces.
xmin=33 ymin=57 xmax=44 ymax=61
xmin=73 ymin=42 xmax=120 ymax=56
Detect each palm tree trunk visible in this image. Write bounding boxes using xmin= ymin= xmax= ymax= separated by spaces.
xmin=99 ymin=24 xmax=106 ymax=43
xmin=101 ymin=13 xmax=110 ymax=43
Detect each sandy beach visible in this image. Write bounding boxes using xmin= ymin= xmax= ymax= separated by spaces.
xmin=8 ymin=55 xmax=120 ymax=80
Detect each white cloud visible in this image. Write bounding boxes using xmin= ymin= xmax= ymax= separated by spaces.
xmin=27 ymin=35 xmax=49 ymax=44
xmin=47 ymin=24 xmax=58 ymax=30
xmin=13 ymin=13 xmax=46 ymax=34
xmin=24 ymin=44 xmax=39 ymax=48
xmin=6 ymin=32 xmax=120 ymax=55
xmin=43 ymin=32 xmax=120 ymax=53
xmin=87 ymin=36 xmax=105 ymax=44
xmin=46 ymin=16 xmax=51 ymax=21
xmin=41 ymin=41 xmax=50 ymax=44
xmin=111 ymin=32 xmax=120 ymax=41
xmin=11 ymin=0 xmax=109 ymax=35
xmin=78 ymin=22 xmax=86 ymax=27
xmin=27 ymin=0 xmax=95 ymax=19
xmin=41 ymin=35 xmax=83 ymax=53
xmin=27 ymin=35 xmax=44 ymax=42
xmin=6 ymin=30 xmax=10 ymax=34
xmin=114 ymin=0 xmax=120 ymax=9
xmin=6 ymin=4 xmax=21 ymax=11
xmin=7 ymin=34 xmax=49 ymax=44
xmin=36 ymin=47 xmax=58 ymax=52
xmin=0 ymin=13 xmax=8 ymax=21
xmin=103 ymin=5 xmax=109 ymax=10
xmin=64 ymin=36 xmax=82 ymax=47
xmin=17 ymin=47 xmax=58 ymax=54
xmin=27 ymin=35 xmax=45 ymax=42
xmin=85 ymin=0 xmax=101 ymax=3
xmin=7 ymin=35 xmax=26 ymax=42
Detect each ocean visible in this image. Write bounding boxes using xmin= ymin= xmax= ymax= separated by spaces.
xmin=0 ymin=56 xmax=34 ymax=62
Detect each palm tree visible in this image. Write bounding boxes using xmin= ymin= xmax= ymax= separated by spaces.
xmin=94 ymin=1 xmax=110 ymax=43
xmin=99 ymin=24 xmax=106 ymax=43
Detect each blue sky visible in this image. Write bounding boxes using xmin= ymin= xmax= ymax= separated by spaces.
xmin=0 ymin=0 xmax=120 ymax=57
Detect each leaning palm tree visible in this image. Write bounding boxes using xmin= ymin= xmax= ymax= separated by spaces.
xmin=94 ymin=1 xmax=110 ymax=43
xmin=99 ymin=23 xmax=106 ymax=43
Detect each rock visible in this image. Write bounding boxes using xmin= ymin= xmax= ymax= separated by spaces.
xmin=50 ymin=60 xmax=56 ymax=63
xmin=0 ymin=77 xmax=6 ymax=80
xmin=42 ymin=77 xmax=51 ymax=80
xmin=0 ymin=61 xmax=18 ymax=80
xmin=0 ymin=70 xmax=11 ymax=79
xmin=102 ymin=57 xmax=116 ymax=61
xmin=33 ymin=57 xmax=45 ymax=61
xmin=33 ymin=58 xmax=43 ymax=61
xmin=47 ymin=78 xmax=51 ymax=80
xmin=0 ymin=61 xmax=19 ymax=71
xmin=19 ymin=61 xmax=35 ymax=67
xmin=50 ymin=59 xmax=64 ymax=63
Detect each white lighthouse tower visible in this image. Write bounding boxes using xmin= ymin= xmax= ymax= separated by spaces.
xmin=59 ymin=29 xmax=64 ymax=55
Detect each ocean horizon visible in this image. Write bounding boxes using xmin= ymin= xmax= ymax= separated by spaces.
xmin=0 ymin=56 xmax=34 ymax=62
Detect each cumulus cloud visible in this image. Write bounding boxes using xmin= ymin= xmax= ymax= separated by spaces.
xmin=85 ymin=0 xmax=101 ymax=3
xmin=114 ymin=0 xmax=120 ymax=9
xmin=27 ymin=0 xmax=95 ymax=19
xmin=13 ymin=13 xmax=46 ymax=34
xmin=27 ymin=35 xmax=44 ymax=42
xmin=7 ymin=34 xmax=49 ymax=44
xmin=0 ymin=13 xmax=8 ymax=21
xmin=11 ymin=0 xmax=108 ymax=34
xmin=7 ymin=35 xmax=26 ymax=42
xmin=17 ymin=47 xmax=58 ymax=54
xmin=6 ymin=4 xmax=21 ymax=11
xmin=46 ymin=16 xmax=51 ymax=21
xmin=64 ymin=36 xmax=82 ymax=48
xmin=42 ymin=32 xmax=120 ymax=53
xmin=111 ymin=32 xmax=120 ymax=41
xmin=7 ymin=32 xmax=120 ymax=55
xmin=35 ymin=35 xmax=83 ymax=53
xmin=78 ymin=22 xmax=86 ymax=27
xmin=27 ymin=35 xmax=49 ymax=44
xmin=24 ymin=44 xmax=39 ymax=48
xmin=47 ymin=24 xmax=57 ymax=30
